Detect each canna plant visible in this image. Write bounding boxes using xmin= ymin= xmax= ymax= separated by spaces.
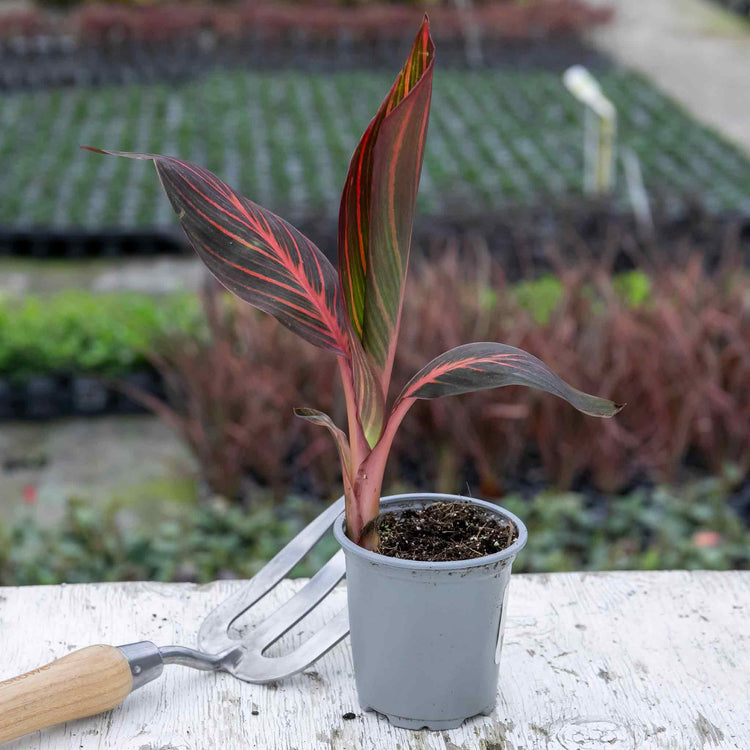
xmin=85 ymin=18 xmax=622 ymax=548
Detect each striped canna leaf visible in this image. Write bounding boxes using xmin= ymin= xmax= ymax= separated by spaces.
xmin=396 ymin=342 xmax=624 ymax=417
xmin=338 ymin=17 xmax=435 ymax=399
xmin=294 ymin=408 xmax=352 ymax=475
xmin=82 ymin=148 xmax=349 ymax=355
xmin=294 ymin=407 xmax=357 ymax=516
xmin=347 ymin=329 xmax=385 ymax=448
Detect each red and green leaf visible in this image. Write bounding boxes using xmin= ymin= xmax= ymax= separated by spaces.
xmin=338 ymin=17 xmax=434 ymax=400
xmin=347 ymin=333 xmax=385 ymax=448
xmin=82 ymin=148 xmax=348 ymax=355
xmin=294 ymin=408 xmax=356 ymax=515
xmin=294 ymin=408 xmax=352 ymax=475
xmin=396 ymin=342 xmax=624 ymax=417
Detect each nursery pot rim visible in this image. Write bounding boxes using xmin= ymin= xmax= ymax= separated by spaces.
xmin=333 ymin=492 xmax=528 ymax=571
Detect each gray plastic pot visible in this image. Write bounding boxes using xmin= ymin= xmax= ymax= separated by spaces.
xmin=334 ymin=492 xmax=527 ymax=730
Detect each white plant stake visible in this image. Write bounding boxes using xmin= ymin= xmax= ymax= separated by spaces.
xmin=621 ymin=146 xmax=654 ymax=237
xmin=563 ymin=65 xmax=617 ymax=196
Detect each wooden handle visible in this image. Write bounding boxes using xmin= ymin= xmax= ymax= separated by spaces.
xmin=0 ymin=645 xmax=132 ymax=744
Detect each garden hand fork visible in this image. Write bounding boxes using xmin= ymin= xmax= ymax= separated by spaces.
xmin=0 ymin=497 xmax=348 ymax=744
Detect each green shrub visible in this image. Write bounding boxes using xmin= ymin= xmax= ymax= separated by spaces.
xmin=613 ymin=270 xmax=650 ymax=307
xmin=0 ymin=495 xmax=337 ymax=586
xmin=1 ymin=477 xmax=745 ymax=586
xmin=0 ymin=291 xmax=201 ymax=382
xmin=502 ymin=473 xmax=749 ymax=573
xmin=512 ymin=269 xmax=652 ymax=324
xmin=513 ymin=275 xmax=564 ymax=324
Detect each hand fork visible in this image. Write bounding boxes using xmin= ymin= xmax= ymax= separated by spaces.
xmin=0 ymin=497 xmax=348 ymax=745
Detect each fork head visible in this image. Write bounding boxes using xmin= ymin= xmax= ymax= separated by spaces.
xmin=197 ymin=497 xmax=349 ymax=683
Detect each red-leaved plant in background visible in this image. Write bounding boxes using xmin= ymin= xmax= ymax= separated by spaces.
xmin=85 ymin=18 xmax=622 ymax=547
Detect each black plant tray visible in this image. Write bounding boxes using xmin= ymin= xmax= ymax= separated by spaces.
xmin=2 ymin=206 xmax=748 ymax=273
xmin=712 ymin=0 xmax=750 ymax=18
xmin=302 ymin=205 xmax=750 ymax=281
xmin=0 ymin=35 xmax=613 ymax=92
xmin=0 ymin=370 xmax=163 ymax=421
xmin=0 ymin=228 xmax=185 ymax=258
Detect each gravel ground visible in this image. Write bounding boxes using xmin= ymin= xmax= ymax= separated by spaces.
xmin=586 ymin=0 xmax=750 ymax=155
xmin=0 ymin=415 xmax=196 ymax=525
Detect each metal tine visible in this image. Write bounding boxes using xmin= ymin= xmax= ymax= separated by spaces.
xmin=233 ymin=610 xmax=350 ymax=683
xmin=198 ymin=496 xmax=345 ymax=655
xmin=246 ymin=550 xmax=346 ymax=650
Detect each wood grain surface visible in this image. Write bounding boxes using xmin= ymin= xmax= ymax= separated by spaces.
xmin=0 ymin=571 xmax=746 ymax=749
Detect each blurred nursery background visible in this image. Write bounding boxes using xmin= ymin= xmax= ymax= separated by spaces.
xmin=0 ymin=0 xmax=748 ymax=584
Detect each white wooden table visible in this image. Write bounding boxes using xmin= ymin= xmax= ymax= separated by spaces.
xmin=1 ymin=571 xmax=747 ymax=749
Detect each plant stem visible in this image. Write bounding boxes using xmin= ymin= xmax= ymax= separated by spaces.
xmin=337 ymin=356 xmax=368 ymax=468
xmin=347 ymin=396 xmax=416 ymax=545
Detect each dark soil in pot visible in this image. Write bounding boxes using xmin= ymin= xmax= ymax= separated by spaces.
xmin=376 ymin=501 xmax=518 ymax=562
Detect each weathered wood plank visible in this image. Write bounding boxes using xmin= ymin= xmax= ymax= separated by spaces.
xmin=0 ymin=571 xmax=747 ymax=749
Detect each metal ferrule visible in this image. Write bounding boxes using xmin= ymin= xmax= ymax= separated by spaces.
xmin=117 ymin=641 xmax=164 ymax=691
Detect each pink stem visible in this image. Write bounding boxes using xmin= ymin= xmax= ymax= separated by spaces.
xmin=348 ymin=397 xmax=416 ymax=545
xmin=337 ymin=356 xmax=368 ymax=469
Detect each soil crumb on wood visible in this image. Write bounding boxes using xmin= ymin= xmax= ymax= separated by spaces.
xmin=376 ymin=501 xmax=517 ymax=562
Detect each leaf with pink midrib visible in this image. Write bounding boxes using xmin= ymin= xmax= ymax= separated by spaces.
xmin=83 ymin=148 xmax=349 ymax=356
xmin=398 ymin=342 xmax=624 ymax=417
